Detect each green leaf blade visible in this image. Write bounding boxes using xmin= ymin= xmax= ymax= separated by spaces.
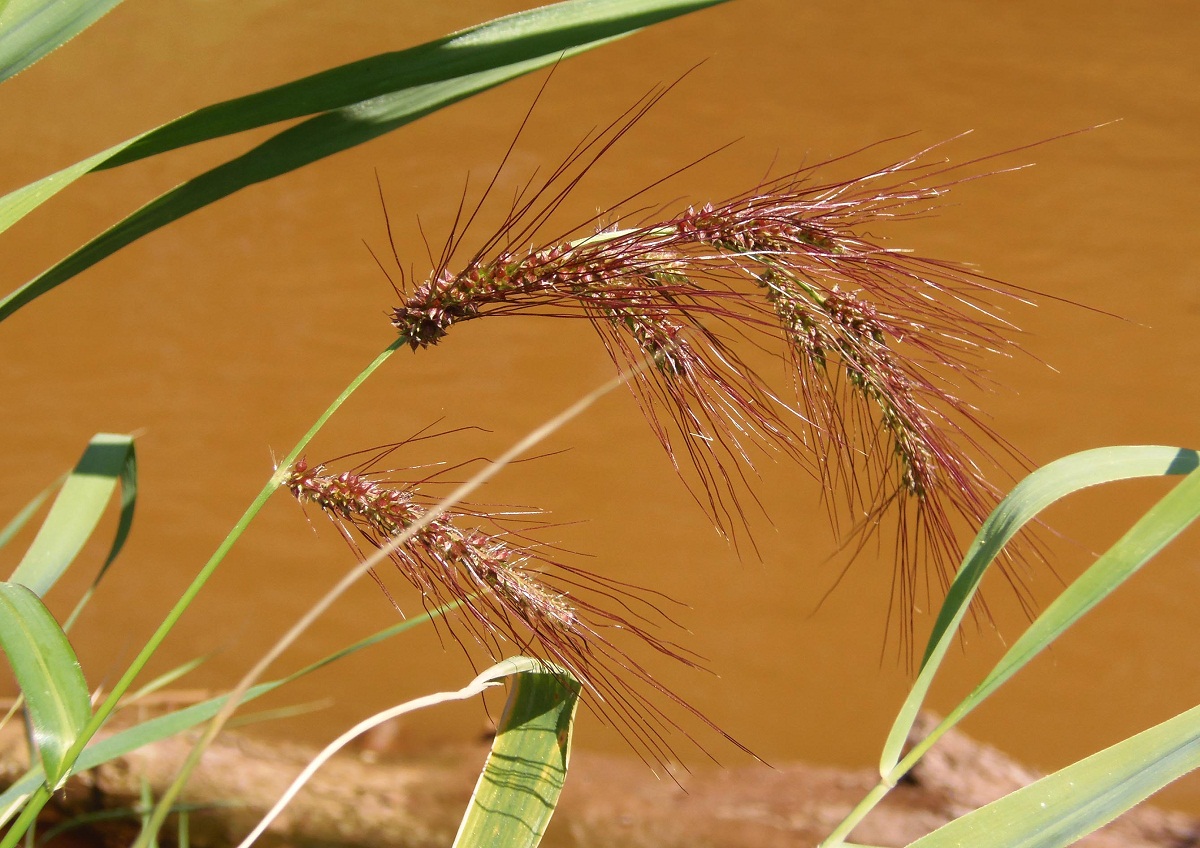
xmin=0 ymin=582 xmax=90 ymax=787
xmin=959 ymin=463 xmax=1200 ymax=722
xmin=0 ymin=0 xmax=125 ymax=83
xmin=0 ymin=604 xmax=459 ymax=820
xmin=8 ymin=433 xmax=137 ymax=597
xmin=907 ymin=703 xmax=1200 ymax=848
xmin=453 ymin=661 xmax=581 ymax=848
xmin=100 ymin=0 xmax=728 ymax=169
xmin=0 ymin=133 xmax=148 ymax=235
xmin=880 ymin=446 xmax=1199 ymax=776
xmin=0 ymin=0 xmax=727 ymax=322
xmin=0 ymin=474 xmax=64 ymax=550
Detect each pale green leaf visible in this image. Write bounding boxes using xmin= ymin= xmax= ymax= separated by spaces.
xmin=908 ymin=703 xmax=1200 ymax=848
xmin=8 ymin=433 xmax=137 ymax=597
xmin=453 ymin=660 xmax=581 ymax=848
xmin=0 ymin=582 xmax=90 ymax=788
xmin=0 ymin=0 xmax=124 ymax=83
xmin=233 ymin=657 xmax=569 ymax=848
xmin=0 ymin=474 xmax=64 ymax=550
xmin=881 ymin=446 xmax=1199 ymax=776
xmin=125 ymin=656 xmax=208 ymax=704
xmin=893 ymin=460 xmax=1200 ymax=782
xmin=0 ymin=132 xmax=149 ymax=235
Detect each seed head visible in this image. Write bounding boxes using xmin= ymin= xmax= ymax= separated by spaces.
xmin=387 ymin=136 xmax=1038 ymax=645
xmin=284 ymin=454 xmax=745 ymax=768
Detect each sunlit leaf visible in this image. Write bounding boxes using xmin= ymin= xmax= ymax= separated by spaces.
xmin=0 ymin=0 xmax=727 ymax=321
xmin=0 ymin=0 xmax=124 ymax=83
xmin=880 ymin=446 xmax=1199 ymax=776
xmin=0 ymin=582 xmax=90 ymax=788
xmin=125 ymin=656 xmax=208 ymax=704
xmin=229 ymin=656 xmax=567 ymax=848
xmin=0 ymin=474 xmax=64 ymax=550
xmin=0 ymin=132 xmax=148 ymax=235
xmin=453 ymin=660 xmax=581 ymax=848
xmin=7 ymin=433 xmax=136 ymax=597
xmin=98 ymin=0 xmax=726 ymax=169
xmin=907 ymin=703 xmax=1200 ymax=848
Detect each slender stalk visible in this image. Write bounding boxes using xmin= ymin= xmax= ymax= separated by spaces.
xmin=819 ymin=780 xmax=894 ymax=847
xmin=235 ymin=673 xmax=507 ymax=848
xmin=820 ymin=711 xmax=963 ymax=844
xmin=0 ymin=340 xmax=403 ymax=848
xmin=885 ymin=708 xmax=966 ymax=784
xmin=820 ymin=710 xmax=962 ymax=848
xmin=2 ymin=789 xmax=47 ymax=848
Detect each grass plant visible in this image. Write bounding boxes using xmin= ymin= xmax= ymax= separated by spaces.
xmin=0 ymin=2 xmax=1196 ymax=847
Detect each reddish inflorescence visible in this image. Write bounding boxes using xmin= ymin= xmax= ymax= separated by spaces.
xmin=283 ymin=455 xmax=743 ymax=767
xmin=388 ymin=133 xmax=1035 ymax=652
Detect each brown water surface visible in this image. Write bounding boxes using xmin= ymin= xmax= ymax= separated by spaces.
xmin=2 ymin=0 xmax=1198 ymax=815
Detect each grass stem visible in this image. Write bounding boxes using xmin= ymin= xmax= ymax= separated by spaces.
xmin=819 ymin=780 xmax=894 ymax=847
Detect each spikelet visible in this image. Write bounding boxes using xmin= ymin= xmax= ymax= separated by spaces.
xmin=284 ymin=455 xmax=745 ymax=768
xmin=388 ymin=129 xmax=1036 ymax=643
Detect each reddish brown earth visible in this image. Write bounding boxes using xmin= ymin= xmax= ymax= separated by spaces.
xmin=2 ymin=708 xmax=1195 ymax=848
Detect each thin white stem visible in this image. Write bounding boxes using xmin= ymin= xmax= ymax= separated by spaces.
xmin=235 ymin=674 xmax=501 ymax=848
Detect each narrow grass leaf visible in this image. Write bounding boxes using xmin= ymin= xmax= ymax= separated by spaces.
xmin=452 ymin=660 xmax=581 ymax=848
xmin=880 ymin=446 xmax=1199 ymax=776
xmin=907 ymin=702 xmax=1200 ymax=848
xmin=137 ymin=778 xmax=157 ymax=848
xmin=125 ymin=655 xmax=208 ymax=704
xmin=0 ymin=0 xmax=124 ymax=82
xmin=0 ymin=604 xmax=456 ymax=819
xmin=0 ymin=582 xmax=90 ymax=788
xmin=0 ymin=474 xmax=64 ymax=550
xmin=98 ymin=0 xmax=726 ymax=169
xmin=0 ymin=132 xmax=149 ymax=234
xmin=1 ymin=57 xmax=583 ymax=321
xmin=8 ymin=433 xmax=136 ymax=597
xmin=0 ymin=0 xmax=726 ymax=321
xmin=897 ymin=460 xmax=1200 ymax=781
xmin=36 ymin=802 xmax=230 ymax=848
xmin=0 ymin=796 xmax=28 ymax=833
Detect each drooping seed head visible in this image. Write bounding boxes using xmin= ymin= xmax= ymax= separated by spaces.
xmin=285 ymin=453 xmax=747 ymax=768
xmin=377 ymin=75 xmax=1050 ymax=652
xmin=389 ymin=142 xmax=1035 ymax=619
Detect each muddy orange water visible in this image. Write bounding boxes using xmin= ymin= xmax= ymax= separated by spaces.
xmin=2 ymin=0 xmax=1198 ymax=817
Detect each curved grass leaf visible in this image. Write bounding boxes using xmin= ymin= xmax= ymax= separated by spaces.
xmin=453 ymin=661 xmax=581 ymax=848
xmin=0 ymin=0 xmax=727 ymax=322
xmin=7 ymin=433 xmax=136 ymax=597
xmin=0 ymin=582 xmax=90 ymax=788
xmin=908 ymin=702 xmax=1200 ymax=848
xmin=0 ymin=795 xmax=28 ymax=834
xmin=36 ymin=800 xmax=231 ymax=847
xmin=880 ymin=445 xmax=1200 ymax=777
xmin=0 ymin=0 xmax=125 ymax=83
